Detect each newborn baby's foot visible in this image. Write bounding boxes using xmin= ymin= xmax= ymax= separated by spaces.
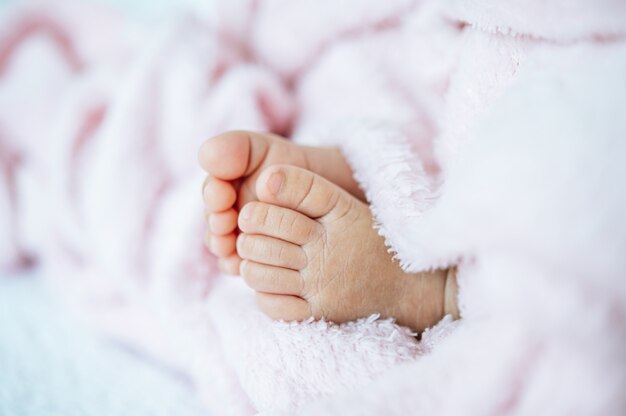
xmin=198 ymin=131 xmax=364 ymax=274
xmin=237 ymin=164 xmax=448 ymax=332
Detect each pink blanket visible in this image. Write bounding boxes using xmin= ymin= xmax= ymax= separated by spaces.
xmin=2 ymin=0 xmax=626 ymax=414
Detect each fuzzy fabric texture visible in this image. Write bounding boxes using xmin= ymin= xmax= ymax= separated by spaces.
xmin=1 ymin=0 xmax=625 ymax=415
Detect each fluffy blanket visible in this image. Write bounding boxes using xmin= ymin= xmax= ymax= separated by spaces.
xmin=1 ymin=0 xmax=625 ymax=414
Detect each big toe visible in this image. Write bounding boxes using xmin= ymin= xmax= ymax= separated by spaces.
xmin=198 ymin=131 xmax=271 ymax=180
xmin=256 ymin=165 xmax=353 ymax=221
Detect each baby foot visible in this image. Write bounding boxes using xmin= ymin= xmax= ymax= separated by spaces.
xmin=237 ymin=164 xmax=448 ymax=332
xmin=198 ymin=131 xmax=364 ymax=274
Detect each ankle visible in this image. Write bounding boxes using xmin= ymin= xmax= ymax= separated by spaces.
xmin=443 ymin=266 xmax=460 ymax=320
xmin=393 ymin=267 xmax=447 ymax=332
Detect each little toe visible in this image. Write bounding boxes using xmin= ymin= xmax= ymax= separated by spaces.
xmin=237 ymin=233 xmax=307 ymax=270
xmin=207 ymin=233 xmax=237 ymax=257
xmin=218 ymin=253 xmax=242 ymax=275
xmin=255 ymin=165 xmax=353 ymax=221
xmin=203 ymin=176 xmax=236 ymax=212
xmin=255 ymin=292 xmax=311 ymax=321
xmin=240 ymin=260 xmax=304 ymax=295
xmin=198 ymin=131 xmax=271 ymax=180
xmin=209 ymin=208 xmax=238 ymax=235
xmin=238 ymin=202 xmax=322 ymax=245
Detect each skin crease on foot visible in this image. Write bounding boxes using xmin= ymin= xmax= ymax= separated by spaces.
xmin=198 ymin=131 xmax=365 ymax=274
xmin=238 ymin=164 xmax=447 ymax=332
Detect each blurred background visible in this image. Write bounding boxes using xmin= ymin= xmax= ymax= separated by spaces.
xmin=1 ymin=0 xmax=187 ymax=18
xmin=0 ymin=1 xmax=215 ymax=414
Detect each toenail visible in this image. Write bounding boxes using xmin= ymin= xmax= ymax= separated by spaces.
xmin=267 ymin=171 xmax=285 ymax=195
xmin=240 ymin=204 xmax=253 ymax=221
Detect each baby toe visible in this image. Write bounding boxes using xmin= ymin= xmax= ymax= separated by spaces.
xmin=236 ymin=233 xmax=307 ymax=270
xmin=203 ymin=176 xmax=236 ymax=212
xmin=218 ymin=253 xmax=242 ymax=275
xmin=209 ymin=208 xmax=238 ymax=235
xmin=198 ymin=131 xmax=273 ymax=180
xmin=255 ymin=292 xmax=311 ymax=321
xmin=255 ymin=165 xmax=352 ymax=221
xmin=238 ymin=202 xmax=322 ymax=245
xmin=198 ymin=132 xmax=250 ymax=180
xmin=240 ymin=260 xmax=304 ymax=295
xmin=208 ymin=233 xmax=237 ymax=257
